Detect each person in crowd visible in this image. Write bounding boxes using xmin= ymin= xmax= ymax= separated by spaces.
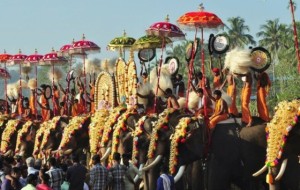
xmin=240 ymin=72 xmax=253 ymax=127
xmin=26 ymin=157 xmax=39 ymax=176
xmin=22 ymin=98 xmax=31 ymax=120
xmin=122 ymin=153 xmax=141 ymax=190
xmin=89 ymin=79 xmax=95 ymax=114
xmin=37 ymin=85 xmax=50 ymax=122
xmin=89 ymin=154 xmax=108 ymax=190
xmin=194 ymin=88 xmax=213 ymax=116
xmin=66 ymin=155 xmax=87 ymax=190
xmin=220 ymin=70 xmax=239 ymax=117
xmin=209 ymin=56 xmax=223 ymax=90
xmin=46 ymin=157 xmax=63 ymax=190
xmin=21 ymin=173 xmax=37 ymax=190
xmin=206 ymin=90 xmax=229 ymax=132
xmin=17 ymin=93 xmax=24 ymax=117
xmin=52 ymin=85 xmax=60 ymax=116
xmin=165 ymin=88 xmax=180 ymax=109
xmin=29 ymin=89 xmax=37 ymax=118
xmin=192 ymin=71 xmax=211 ymax=94
xmin=7 ymin=96 xmax=18 ymax=117
xmin=108 ymin=152 xmax=126 ymax=190
xmin=156 ymin=165 xmax=175 ymax=190
xmin=1 ymin=166 xmax=22 ymax=190
xmin=72 ymin=99 xmax=80 ymax=117
xmin=255 ymin=71 xmax=271 ymax=122
xmin=36 ymin=169 xmax=52 ymax=190
xmin=173 ymin=74 xmax=185 ymax=98
xmin=19 ymin=165 xmax=28 ymax=187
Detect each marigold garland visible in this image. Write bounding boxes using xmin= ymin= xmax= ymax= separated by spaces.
xmin=265 ymin=100 xmax=300 ymax=184
xmin=59 ymin=116 xmax=90 ymax=150
xmin=15 ymin=120 xmax=33 ymax=153
xmin=147 ymin=108 xmax=176 ymax=159
xmin=39 ymin=116 xmax=61 ymax=152
xmin=33 ymin=121 xmax=48 ymax=156
xmin=100 ymin=106 xmax=127 ymax=147
xmin=110 ymin=109 xmax=137 ymax=160
xmin=0 ymin=119 xmax=21 ymax=153
xmin=169 ymin=117 xmax=193 ymax=174
xmin=89 ymin=110 xmax=109 ymax=154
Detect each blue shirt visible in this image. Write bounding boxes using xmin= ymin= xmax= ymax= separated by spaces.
xmin=156 ymin=174 xmax=175 ymax=190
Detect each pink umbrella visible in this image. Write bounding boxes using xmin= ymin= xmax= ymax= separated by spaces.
xmin=40 ymin=49 xmax=68 ymax=115
xmin=8 ymin=49 xmax=27 ymax=96
xmin=146 ymin=15 xmax=185 ymax=113
xmin=72 ymin=34 xmax=100 ymax=113
xmin=24 ymin=49 xmax=43 ymax=119
xmin=0 ymin=50 xmax=12 ymax=113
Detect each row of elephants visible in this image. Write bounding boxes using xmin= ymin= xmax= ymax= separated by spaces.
xmin=0 ymin=101 xmax=299 ymax=190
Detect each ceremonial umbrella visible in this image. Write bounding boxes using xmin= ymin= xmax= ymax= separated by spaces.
xmin=71 ymin=34 xmax=100 ymax=113
xmin=7 ymin=49 xmax=27 ymax=96
xmin=24 ymin=49 xmax=43 ymax=119
xmin=40 ymin=49 xmax=68 ymax=115
xmin=145 ymin=15 xmax=185 ymax=112
xmin=107 ymin=30 xmax=136 ymax=59
xmin=132 ymin=35 xmax=172 ymax=50
xmin=177 ymin=4 xmax=224 ymax=111
xmin=0 ymin=50 xmax=12 ymax=113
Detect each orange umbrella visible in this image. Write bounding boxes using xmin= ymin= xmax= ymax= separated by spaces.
xmin=177 ymin=4 xmax=224 ymax=112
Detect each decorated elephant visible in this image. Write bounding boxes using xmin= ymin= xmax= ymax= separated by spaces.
xmin=141 ymin=108 xmax=183 ymax=190
xmin=33 ymin=116 xmax=69 ymax=158
xmin=253 ymin=100 xmax=300 ymax=190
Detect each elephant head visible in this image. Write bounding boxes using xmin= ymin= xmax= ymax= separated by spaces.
xmin=0 ymin=119 xmax=24 ymax=157
xmin=253 ymin=100 xmax=300 ymax=190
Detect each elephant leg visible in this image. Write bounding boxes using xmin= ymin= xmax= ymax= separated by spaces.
xmin=208 ymin=157 xmax=231 ymax=190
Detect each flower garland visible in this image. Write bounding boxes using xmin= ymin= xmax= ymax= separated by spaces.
xmin=110 ymin=109 xmax=137 ymax=160
xmin=0 ymin=119 xmax=21 ymax=153
xmin=59 ymin=116 xmax=90 ymax=150
xmin=33 ymin=121 xmax=48 ymax=156
xmin=265 ymin=100 xmax=300 ymax=184
xmin=39 ymin=116 xmax=61 ymax=152
xmin=0 ymin=116 xmax=8 ymax=128
xmin=169 ymin=117 xmax=193 ymax=174
xmin=89 ymin=110 xmax=109 ymax=154
xmin=147 ymin=108 xmax=176 ymax=159
xmin=15 ymin=120 xmax=33 ymax=153
xmin=100 ymin=106 xmax=127 ymax=147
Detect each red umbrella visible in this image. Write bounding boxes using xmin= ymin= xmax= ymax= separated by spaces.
xmin=25 ymin=49 xmax=43 ymax=119
xmin=0 ymin=50 xmax=12 ymax=113
xmin=8 ymin=49 xmax=27 ymax=96
xmin=72 ymin=34 xmax=100 ymax=113
xmin=146 ymin=15 xmax=185 ymax=113
xmin=177 ymin=4 xmax=224 ymax=112
xmin=40 ymin=49 xmax=68 ymax=114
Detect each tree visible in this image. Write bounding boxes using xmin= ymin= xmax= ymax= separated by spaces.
xmin=223 ymin=17 xmax=256 ymax=48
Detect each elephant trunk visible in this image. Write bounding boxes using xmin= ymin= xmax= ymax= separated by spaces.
xmin=174 ymin=165 xmax=186 ymax=183
xmin=100 ymin=147 xmax=111 ymax=162
xmin=134 ymin=164 xmax=144 ymax=183
xmin=142 ymin=155 xmax=163 ymax=171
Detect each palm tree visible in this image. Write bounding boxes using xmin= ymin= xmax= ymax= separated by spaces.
xmin=223 ymin=17 xmax=256 ymax=48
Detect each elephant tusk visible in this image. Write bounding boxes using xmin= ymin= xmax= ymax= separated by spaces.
xmin=100 ymin=147 xmax=111 ymax=161
xmin=134 ymin=164 xmax=144 ymax=183
xmin=142 ymin=155 xmax=163 ymax=171
xmin=174 ymin=165 xmax=186 ymax=183
xmin=275 ymin=158 xmax=288 ymax=181
xmin=252 ymin=165 xmax=267 ymax=177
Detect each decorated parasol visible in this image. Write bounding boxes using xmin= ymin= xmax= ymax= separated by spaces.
xmin=7 ymin=49 xmax=28 ymax=97
xmin=177 ymin=4 xmax=224 ymax=112
xmin=145 ymin=15 xmax=185 ymax=113
xmin=0 ymin=50 xmax=12 ymax=113
xmin=132 ymin=35 xmax=172 ymax=50
xmin=107 ymin=30 xmax=136 ymax=59
xmin=72 ymin=34 xmax=100 ymax=113
xmin=40 ymin=49 xmax=68 ymax=115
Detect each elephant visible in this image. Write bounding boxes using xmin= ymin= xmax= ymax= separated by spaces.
xmin=0 ymin=119 xmax=25 ymax=157
xmin=252 ymin=100 xmax=300 ymax=190
xmin=33 ymin=116 xmax=69 ymax=158
xmin=141 ymin=108 xmax=184 ymax=190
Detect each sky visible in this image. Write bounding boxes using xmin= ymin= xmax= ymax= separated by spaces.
xmin=0 ymin=0 xmax=298 ymax=61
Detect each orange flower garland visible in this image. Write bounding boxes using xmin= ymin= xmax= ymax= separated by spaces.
xmin=147 ymin=108 xmax=176 ymax=159
xmin=132 ymin=115 xmax=148 ymax=165
xmin=169 ymin=117 xmax=194 ymax=174
xmin=100 ymin=106 xmax=127 ymax=147
xmin=39 ymin=116 xmax=61 ymax=152
xmin=110 ymin=109 xmax=137 ymax=160
xmin=33 ymin=121 xmax=48 ymax=156
xmin=0 ymin=119 xmax=21 ymax=153
xmin=89 ymin=110 xmax=109 ymax=154
xmin=15 ymin=120 xmax=33 ymax=153
xmin=59 ymin=116 xmax=90 ymax=150
xmin=265 ymin=100 xmax=300 ymax=184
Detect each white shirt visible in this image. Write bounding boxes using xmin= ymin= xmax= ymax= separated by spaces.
xmin=27 ymin=167 xmax=39 ymax=175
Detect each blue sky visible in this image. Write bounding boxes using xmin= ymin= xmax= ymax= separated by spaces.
xmin=0 ymin=0 xmax=298 ymax=61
